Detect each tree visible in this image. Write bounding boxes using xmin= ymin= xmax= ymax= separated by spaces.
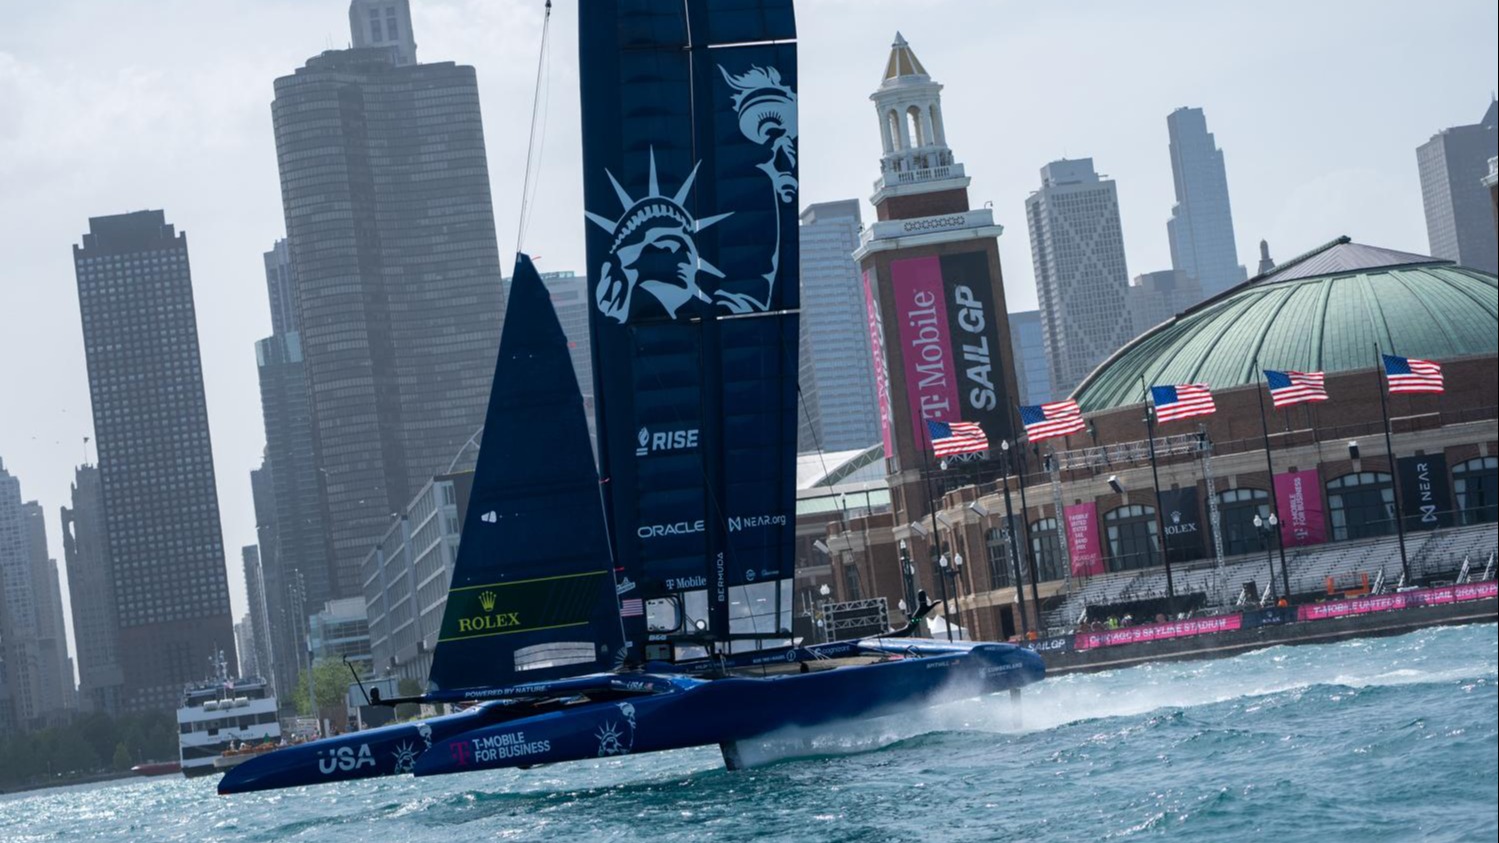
xmin=395 ymin=677 xmax=423 ymax=720
xmin=112 ymin=742 xmax=132 ymax=772
xmin=291 ymin=659 xmax=354 ymax=718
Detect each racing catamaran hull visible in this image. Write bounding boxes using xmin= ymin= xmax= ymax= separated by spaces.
xmin=218 ymin=641 xmax=1042 ymax=793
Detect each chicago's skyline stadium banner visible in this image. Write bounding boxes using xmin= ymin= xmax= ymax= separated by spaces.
xmin=580 ymin=0 xmax=799 ymax=645
xmin=889 ymin=252 xmax=1014 ymax=455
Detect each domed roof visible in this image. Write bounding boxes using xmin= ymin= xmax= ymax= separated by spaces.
xmin=1073 ymin=238 xmax=1499 ymax=412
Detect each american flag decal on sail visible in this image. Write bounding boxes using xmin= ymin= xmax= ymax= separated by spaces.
xmin=620 ymin=598 xmax=644 ymax=618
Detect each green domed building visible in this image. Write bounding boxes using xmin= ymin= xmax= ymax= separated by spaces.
xmin=866 ymin=238 xmax=1498 ymax=639
xmin=1074 ymin=238 xmax=1498 ymax=413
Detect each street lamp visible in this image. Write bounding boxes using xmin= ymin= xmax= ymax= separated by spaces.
xmin=898 ymin=539 xmax=917 ymax=619
xmin=1252 ymin=512 xmax=1283 ymax=603
xmin=817 ymin=583 xmax=832 ymax=642
xmin=938 ymin=552 xmax=965 ymax=640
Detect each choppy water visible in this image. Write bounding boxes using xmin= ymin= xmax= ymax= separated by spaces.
xmin=4 ymin=624 xmax=1496 ymax=842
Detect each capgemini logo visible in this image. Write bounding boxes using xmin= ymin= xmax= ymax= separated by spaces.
xmin=478 ymin=591 xmax=497 ymax=612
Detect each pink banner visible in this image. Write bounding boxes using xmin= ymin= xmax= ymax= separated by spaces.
xmin=890 ymin=256 xmax=960 ymax=449
xmin=862 ymin=269 xmax=894 ymax=460
xmin=1075 ymin=614 xmax=1243 ymax=650
xmin=1297 ymin=580 xmax=1498 ymax=621
xmin=1274 ymin=469 xmax=1325 ymax=547
xmin=1065 ymin=502 xmax=1105 ymax=577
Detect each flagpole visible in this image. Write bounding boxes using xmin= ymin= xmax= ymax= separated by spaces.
xmin=1141 ymin=377 xmax=1176 ymax=600
xmin=1014 ymin=438 xmax=1042 ymax=626
xmin=1254 ymin=358 xmax=1291 ymax=600
xmin=1374 ymin=347 xmax=1412 ymax=582
xmin=918 ymin=423 xmax=955 ymax=642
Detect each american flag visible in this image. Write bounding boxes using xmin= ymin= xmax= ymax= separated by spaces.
xmin=1150 ymin=383 xmax=1216 ymax=423
xmin=1382 ymin=354 xmax=1443 ymax=394
xmin=620 ymin=598 xmax=644 ymax=618
xmin=926 ymin=419 xmax=989 ymax=457
xmin=1264 ymin=369 xmax=1327 ymax=408
xmin=1020 ymin=400 xmax=1085 ymax=443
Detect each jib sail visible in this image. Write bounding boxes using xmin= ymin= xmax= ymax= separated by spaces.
xmin=426 ymin=254 xmax=626 ymax=696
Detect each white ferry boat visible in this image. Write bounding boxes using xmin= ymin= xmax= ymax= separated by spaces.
xmin=177 ymin=669 xmax=281 ymax=778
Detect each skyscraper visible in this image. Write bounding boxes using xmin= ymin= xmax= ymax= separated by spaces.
xmin=1025 ymin=158 xmax=1134 ymax=397
xmin=798 ymin=200 xmax=881 ymax=453
xmin=1165 ymin=107 xmax=1246 ymax=299
xmin=1126 ymin=269 xmax=1203 ymax=335
xmin=61 ymin=463 xmax=123 ymax=715
xmin=1417 ymin=100 xmax=1498 ymax=274
xmin=271 ymin=17 xmax=504 ymax=597
xmin=22 ymin=501 xmax=76 ymax=718
xmin=0 ymin=458 xmax=46 ymax=730
xmin=1007 ymin=310 xmax=1051 ymax=407
xmin=349 ymin=0 xmax=417 ymax=67
xmin=72 ymin=210 xmax=235 ymax=713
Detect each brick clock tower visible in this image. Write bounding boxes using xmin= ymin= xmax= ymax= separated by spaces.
xmin=854 ymin=34 xmax=1023 ymax=586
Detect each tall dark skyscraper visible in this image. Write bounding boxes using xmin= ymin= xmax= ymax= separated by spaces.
xmin=1166 ymin=107 xmax=1246 ymax=299
xmin=72 ymin=210 xmax=235 ymax=713
xmin=270 ymin=19 xmax=505 ymax=597
xmin=1417 ymin=100 xmax=1498 ymax=274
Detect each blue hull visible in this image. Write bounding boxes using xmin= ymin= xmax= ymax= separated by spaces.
xmin=219 ymin=642 xmax=1043 ymax=794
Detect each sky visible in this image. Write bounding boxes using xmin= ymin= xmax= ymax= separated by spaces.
xmin=1 ymin=0 xmax=1495 ymax=664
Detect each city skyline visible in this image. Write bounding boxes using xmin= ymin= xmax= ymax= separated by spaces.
xmin=1 ymin=0 xmax=1494 ymax=641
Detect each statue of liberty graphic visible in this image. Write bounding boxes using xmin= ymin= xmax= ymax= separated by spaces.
xmin=589 ymin=64 xmax=798 ymax=323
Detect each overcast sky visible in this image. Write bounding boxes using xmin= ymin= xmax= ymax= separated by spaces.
xmin=2 ymin=0 xmax=1495 ymax=660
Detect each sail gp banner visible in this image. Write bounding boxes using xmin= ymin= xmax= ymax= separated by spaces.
xmin=1075 ymin=614 xmax=1243 ymax=650
xmin=1296 ymin=581 xmax=1497 ymax=622
xmin=889 ymin=252 xmax=1013 ymax=451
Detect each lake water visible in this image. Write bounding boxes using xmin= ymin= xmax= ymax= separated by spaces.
xmin=4 ymin=623 xmax=1495 ymax=842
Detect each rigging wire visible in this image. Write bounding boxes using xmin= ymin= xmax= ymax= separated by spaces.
xmin=515 ymin=0 xmax=553 ymax=254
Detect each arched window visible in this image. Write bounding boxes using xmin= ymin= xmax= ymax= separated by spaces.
xmin=1029 ymin=518 xmax=1064 ymax=582
xmin=886 ymin=109 xmax=902 ymax=152
xmin=1215 ymin=488 xmax=1271 ymax=557
xmin=1104 ymin=505 xmax=1159 ymax=572
xmin=1454 ymin=457 xmax=1498 ymax=525
xmin=985 ymin=527 xmax=1012 ymax=588
xmin=1326 ymin=472 xmax=1394 ymax=541
xmin=906 ymin=105 xmax=927 ymax=148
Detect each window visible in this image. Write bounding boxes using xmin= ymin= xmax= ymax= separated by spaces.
xmin=1326 ymin=472 xmax=1395 ymax=541
xmin=842 ymin=562 xmax=862 ymax=601
xmin=985 ymin=527 xmax=1012 ymax=588
xmin=1029 ymin=518 xmax=1064 ymax=582
xmin=1453 ymin=457 xmax=1498 ymax=525
xmin=1215 ymin=488 xmax=1271 ymax=556
xmin=1104 ymin=505 xmax=1159 ymax=572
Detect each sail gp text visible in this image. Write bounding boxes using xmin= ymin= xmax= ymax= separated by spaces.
xmin=469 ymin=731 xmax=551 ymax=763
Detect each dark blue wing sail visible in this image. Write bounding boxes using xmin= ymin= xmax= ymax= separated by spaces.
xmin=582 ymin=0 xmax=799 ymax=656
xmin=427 ymin=254 xmax=624 ymax=694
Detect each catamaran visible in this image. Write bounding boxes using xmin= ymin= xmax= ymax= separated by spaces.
xmin=219 ymin=0 xmax=1043 ymax=795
